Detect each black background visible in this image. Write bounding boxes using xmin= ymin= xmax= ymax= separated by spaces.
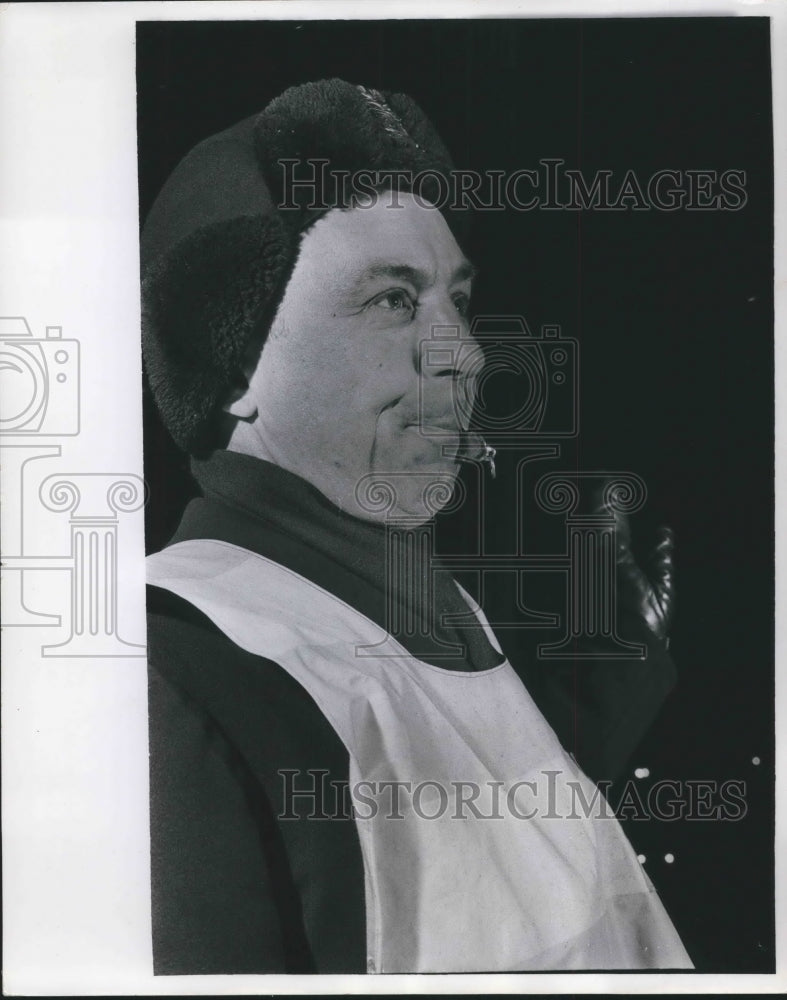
xmin=137 ymin=17 xmax=774 ymax=972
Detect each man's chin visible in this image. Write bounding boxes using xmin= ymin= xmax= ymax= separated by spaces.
xmin=354 ymin=465 xmax=461 ymax=524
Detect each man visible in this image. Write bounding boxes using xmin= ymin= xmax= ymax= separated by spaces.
xmin=142 ymin=79 xmax=692 ymax=974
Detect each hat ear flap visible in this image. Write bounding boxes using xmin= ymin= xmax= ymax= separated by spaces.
xmin=142 ymin=213 xmax=294 ymax=454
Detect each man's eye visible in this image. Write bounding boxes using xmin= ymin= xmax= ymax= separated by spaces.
xmin=453 ymin=293 xmax=470 ymax=318
xmin=372 ymin=289 xmax=415 ymax=314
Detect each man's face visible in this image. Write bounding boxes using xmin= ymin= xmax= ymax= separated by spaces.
xmin=228 ymin=193 xmax=480 ymax=523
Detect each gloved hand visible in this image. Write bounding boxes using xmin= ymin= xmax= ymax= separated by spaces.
xmin=592 ymin=489 xmax=675 ymax=648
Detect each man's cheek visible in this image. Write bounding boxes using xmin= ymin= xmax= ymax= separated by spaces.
xmin=373 ymin=421 xmax=446 ymax=470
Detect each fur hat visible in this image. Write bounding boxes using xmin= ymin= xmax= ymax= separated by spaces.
xmin=141 ymin=78 xmax=464 ymax=455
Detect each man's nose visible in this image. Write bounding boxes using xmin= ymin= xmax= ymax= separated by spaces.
xmin=413 ymin=302 xmax=482 ymax=384
xmin=414 ymin=312 xmax=481 ymax=434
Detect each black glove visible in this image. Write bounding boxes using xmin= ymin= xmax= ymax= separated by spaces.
xmin=593 ymin=488 xmax=675 ymax=647
xmin=523 ymin=486 xmax=678 ymax=784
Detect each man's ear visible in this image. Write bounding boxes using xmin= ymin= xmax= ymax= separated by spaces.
xmin=222 ymin=332 xmax=268 ymax=420
xmin=221 ymin=377 xmax=258 ymax=420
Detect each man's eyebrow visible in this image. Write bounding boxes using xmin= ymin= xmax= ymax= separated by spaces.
xmin=453 ymin=259 xmax=478 ymax=284
xmin=351 ymin=258 xmax=478 ymax=290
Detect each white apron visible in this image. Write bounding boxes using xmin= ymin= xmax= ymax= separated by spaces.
xmin=148 ymin=538 xmax=693 ymax=973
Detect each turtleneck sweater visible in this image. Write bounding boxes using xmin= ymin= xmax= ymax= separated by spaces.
xmin=172 ymin=448 xmax=504 ymax=672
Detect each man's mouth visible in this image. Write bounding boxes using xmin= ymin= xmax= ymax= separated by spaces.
xmin=416 ymin=422 xmax=463 ymax=437
xmin=455 ymin=429 xmax=489 ymax=461
xmin=405 ymin=414 xmax=464 ymax=434
xmin=404 ymin=421 xmax=490 ymax=462
xmin=405 ymin=419 xmax=462 ymax=453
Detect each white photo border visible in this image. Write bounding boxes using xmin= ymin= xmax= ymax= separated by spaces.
xmin=1 ymin=0 xmax=784 ymax=994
